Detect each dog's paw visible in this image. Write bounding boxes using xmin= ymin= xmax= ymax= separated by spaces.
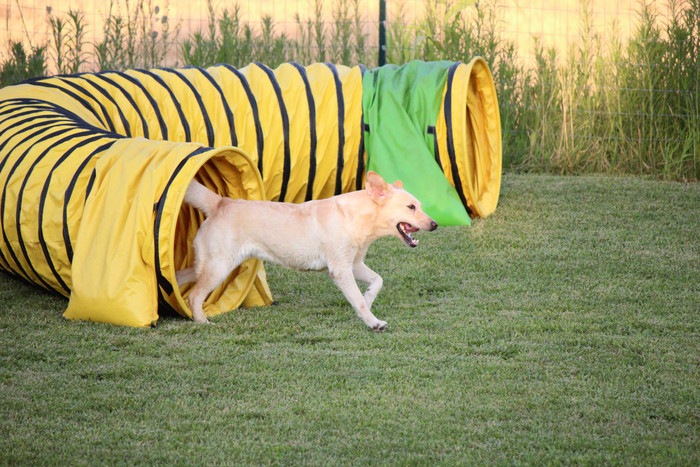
xmin=193 ymin=315 xmax=212 ymax=325
xmin=370 ymin=320 xmax=388 ymax=332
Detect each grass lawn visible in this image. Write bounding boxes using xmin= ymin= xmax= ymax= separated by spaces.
xmin=1 ymin=174 xmax=698 ymax=465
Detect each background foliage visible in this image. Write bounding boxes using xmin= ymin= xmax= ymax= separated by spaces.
xmin=1 ymin=0 xmax=698 ymax=180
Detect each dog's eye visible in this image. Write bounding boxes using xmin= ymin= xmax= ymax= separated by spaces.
xmin=407 ymin=204 xmax=416 ymax=211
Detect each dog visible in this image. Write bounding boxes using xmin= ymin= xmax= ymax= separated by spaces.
xmin=176 ymin=171 xmax=437 ymax=330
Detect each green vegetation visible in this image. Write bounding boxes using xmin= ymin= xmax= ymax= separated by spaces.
xmin=93 ymin=0 xmax=177 ymax=70
xmin=517 ymin=0 xmax=700 ymax=181
xmin=47 ymin=8 xmax=89 ymax=74
xmin=178 ymin=0 xmax=700 ymax=181
xmin=1 ymin=174 xmax=698 ymax=464
xmin=2 ymin=0 xmax=697 ymax=180
xmin=0 ymin=41 xmax=46 ymax=85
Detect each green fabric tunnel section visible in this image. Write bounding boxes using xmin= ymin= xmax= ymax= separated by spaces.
xmin=363 ymin=61 xmax=471 ymax=226
xmin=362 ymin=59 xmax=502 ymax=222
xmin=0 ymin=59 xmax=501 ymax=327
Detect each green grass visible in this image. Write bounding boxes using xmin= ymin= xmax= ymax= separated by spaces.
xmin=1 ymin=174 xmax=698 ymax=465
xmin=3 ymin=0 xmax=698 ymax=180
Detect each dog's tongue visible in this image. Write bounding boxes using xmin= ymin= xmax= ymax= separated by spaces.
xmin=399 ymin=222 xmax=419 ymax=247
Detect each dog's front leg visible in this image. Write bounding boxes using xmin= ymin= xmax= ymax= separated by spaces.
xmin=353 ymin=262 xmax=383 ymax=309
xmin=330 ymin=266 xmax=387 ymax=331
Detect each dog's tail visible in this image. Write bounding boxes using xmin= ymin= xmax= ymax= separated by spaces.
xmin=183 ymin=180 xmax=222 ymax=217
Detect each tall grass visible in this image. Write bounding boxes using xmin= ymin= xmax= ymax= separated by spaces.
xmin=294 ymin=0 xmax=327 ymax=64
xmin=181 ymin=0 xmax=288 ymax=68
xmin=94 ymin=0 xmax=178 ymax=70
xmin=0 ymin=0 xmax=697 ymax=180
xmin=0 ymin=41 xmax=46 ymax=86
xmin=47 ymin=8 xmax=88 ymax=74
xmin=293 ymin=0 xmax=323 ymax=65
xmin=330 ymin=0 xmax=353 ymax=64
xmin=515 ymin=0 xmax=699 ymax=180
xmin=181 ymin=2 xmax=252 ymax=68
xmin=400 ymin=0 xmax=698 ymax=181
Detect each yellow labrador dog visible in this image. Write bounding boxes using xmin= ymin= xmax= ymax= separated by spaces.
xmin=176 ymin=171 xmax=437 ymax=330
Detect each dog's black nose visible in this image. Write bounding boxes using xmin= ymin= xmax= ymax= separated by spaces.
xmin=430 ymin=220 xmax=438 ymax=231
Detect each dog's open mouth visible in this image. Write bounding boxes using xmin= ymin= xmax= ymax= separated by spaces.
xmin=397 ymin=222 xmax=420 ymax=248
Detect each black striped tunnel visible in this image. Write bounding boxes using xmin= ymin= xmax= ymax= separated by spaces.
xmin=0 ymin=59 xmax=501 ymax=326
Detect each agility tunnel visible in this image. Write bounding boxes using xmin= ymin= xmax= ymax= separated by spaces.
xmin=0 ymin=59 xmax=501 ymax=326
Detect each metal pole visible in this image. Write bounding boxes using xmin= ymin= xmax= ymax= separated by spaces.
xmin=379 ymin=0 xmax=386 ymax=66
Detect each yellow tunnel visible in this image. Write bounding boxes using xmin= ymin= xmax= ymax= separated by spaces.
xmin=0 ymin=59 xmax=501 ymax=326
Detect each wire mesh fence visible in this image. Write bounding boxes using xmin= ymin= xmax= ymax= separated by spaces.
xmin=1 ymin=0 xmax=698 ymax=180
xmin=0 ymin=0 xmax=653 ymax=70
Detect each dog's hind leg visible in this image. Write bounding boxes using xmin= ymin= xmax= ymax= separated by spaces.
xmin=352 ymin=262 xmax=383 ymax=310
xmin=176 ymin=267 xmax=196 ymax=286
xmin=187 ymin=259 xmax=234 ymax=324
xmin=330 ymin=265 xmax=387 ymax=331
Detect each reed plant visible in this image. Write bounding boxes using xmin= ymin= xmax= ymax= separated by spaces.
xmin=1 ymin=0 xmax=697 ymax=180
xmin=46 ymin=11 xmax=67 ymax=74
xmin=181 ymin=1 xmax=286 ymax=68
xmin=351 ymin=0 xmax=369 ymax=66
xmin=516 ymin=0 xmax=699 ymax=180
xmin=330 ymin=0 xmax=353 ymax=65
xmin=294 ymin=0 xmax=326 ymax=65
xmin=47 ymin=8 xmax=88 ymax=74
xmin=255 ymin=16 xmax=289 ymax=67
xmin=0 ymin=41 xmax=46 ymax=86
xmin=293 ymin=12 xmax=315 ymax=65
xmin=94 ymin=4 xmax=128 ymax=71
xmin=95 ymin=0 xmax=178 ymax=70
xmin=312 ymin=0 xmax=327 ymax=63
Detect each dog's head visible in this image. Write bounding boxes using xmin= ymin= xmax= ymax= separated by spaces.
xmin=366 ymin=171 xmax=438 ymax=247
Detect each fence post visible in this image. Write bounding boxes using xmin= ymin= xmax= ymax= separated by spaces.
xmin=379 ymin=0 xmax=386 ymax=66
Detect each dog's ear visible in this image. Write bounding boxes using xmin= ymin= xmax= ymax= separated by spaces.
xmin=366 ymin=171 xmax=383 ymax=184
xmin=366 ymin=171 xmax=390 ymax=202
xmin=392 ymin=180 xmax=403 ymax=189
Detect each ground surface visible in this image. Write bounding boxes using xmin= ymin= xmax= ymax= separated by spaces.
xmin=1 ymin=174 xmax=698 ymax=465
